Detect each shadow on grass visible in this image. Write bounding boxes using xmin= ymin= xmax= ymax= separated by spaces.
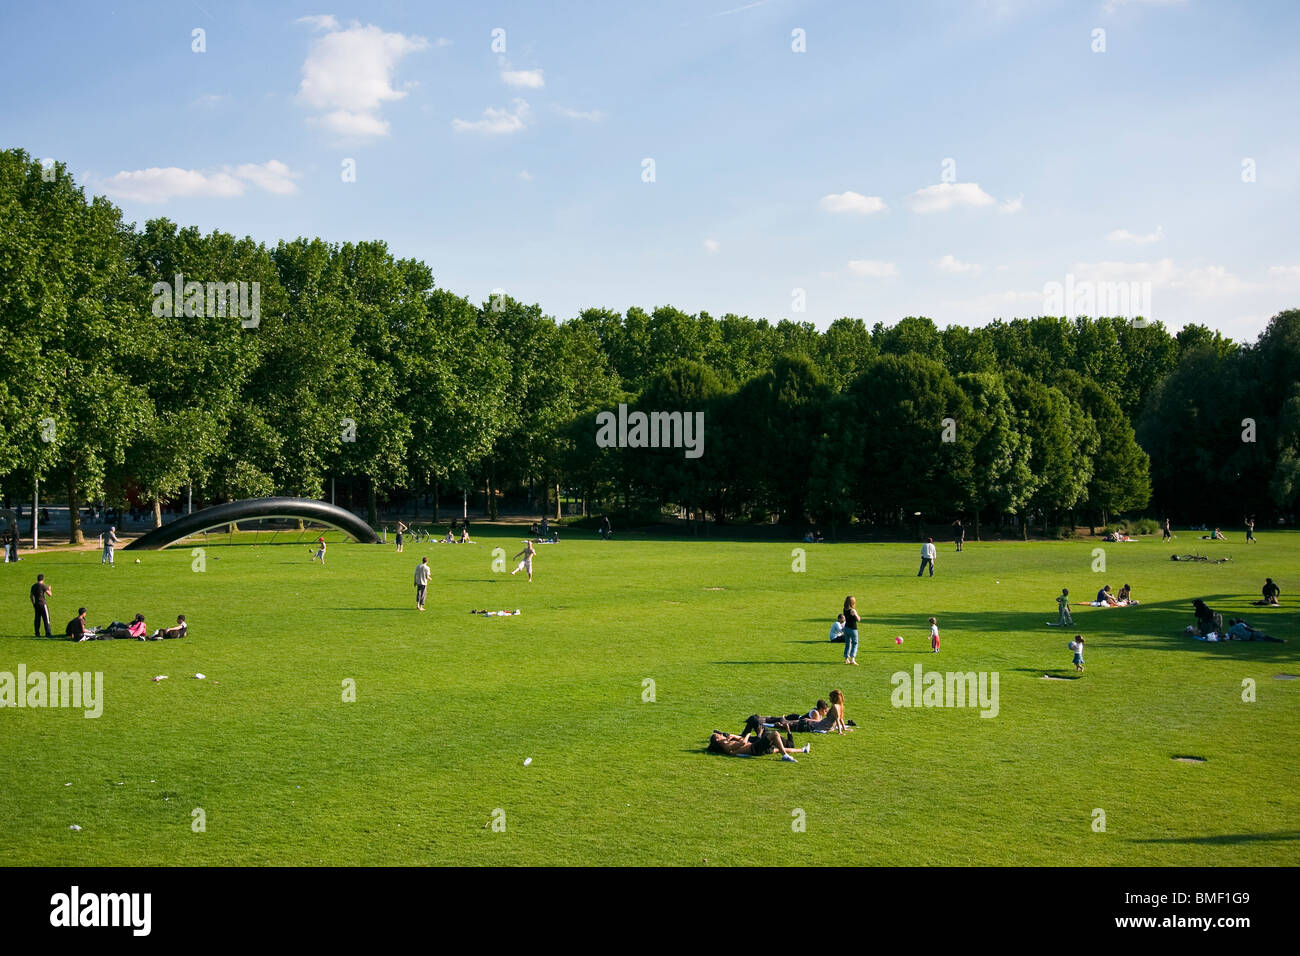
xmin=713 ymin=661 xmax=846 ymax=666
xmin=1129 ymin=831 xmax=1300 ymax=846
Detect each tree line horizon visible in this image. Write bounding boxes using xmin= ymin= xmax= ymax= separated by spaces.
xmin=3 ymin=148 xmax=1299 ymax=542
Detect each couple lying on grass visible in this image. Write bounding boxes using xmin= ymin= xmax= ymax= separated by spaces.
xmin=707 ymin=690 xmax=850 ymax=761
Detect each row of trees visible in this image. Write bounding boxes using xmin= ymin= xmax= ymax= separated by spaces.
xmin=2 ymin=148 xmax=1298 ymax=541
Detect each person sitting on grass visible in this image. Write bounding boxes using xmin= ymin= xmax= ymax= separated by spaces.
xmin=1252 ymin=578 xmax=1281 ymax=606
xmin=459 ymin=526 xmax=470 ymax=544
xmin=148 ymin=615 xmax=187 ymax=640
xmin=828 ymin=613 xmax=845 ymax=643
xmin=1095 ymin=585 xmax=1119 ymax=606
xmin=66 ymin=607 xmax=94 ymax=641
xmin=1116 ymin=583 xmax=1138 ymax=606
xmin=706 ymin=729 xmax=809 ymax=762
xmin=1191 ymin=599 xmax=1223 ymax=638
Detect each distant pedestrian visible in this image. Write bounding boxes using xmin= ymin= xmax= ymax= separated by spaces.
xmin=1245 ymin=516 xmax=1256 ymax=543
xmin=952 ymin=520 xmax=965 ymax=552
xmin=30 ymin=573 xmax=52 ymax=637
xmin=918 ymin=538 xmax=936 ymax=577
xmin=842 ymin=596 xmax=860 ymax=665
xmin=102 ymin=526 xmax=119 ymax=565
xmin=414 ymin=556 xmax=430 ymax=611
xmin=1162 ymin=517 xmax=1172 ymax=541
xmin=599 ymin=515 xmax=612 ymax=540
xmin=310 ymin=536 xmax=326 ymax=563
xmin=395 ymin=520 xmax=407 ymax=553
xmin=929 ymin=616 xmax=940 ymax=653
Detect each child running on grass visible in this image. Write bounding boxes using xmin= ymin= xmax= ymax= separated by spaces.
xmin=1068 ymin=635 xmax=1085 ymax=672
xmin=1049 ymin=588 xmax=1074 ymax=627
xmin=929 ymin=616 xmax=940 ymax=653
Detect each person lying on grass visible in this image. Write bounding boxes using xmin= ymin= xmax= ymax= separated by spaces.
xmin=706 ymin=729 xmax=809 ymax=762
xmin=1225 ymin=618 xmax=1285 ymax=642
xmin=745 ymin=689 xmax=850 ymax=736
xmin=147 ymin=615 xmax=187 ymax=640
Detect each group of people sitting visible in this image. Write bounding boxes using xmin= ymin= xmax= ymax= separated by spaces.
xmin=528 ymin=517 xmax=558 ymax=543
xmin=801 ymin=529 xmax=826 ymax=543
xmin=1101 ymin=529 xmax=1136 ymax=542
xmin=706 ymin=690 xmax=851 ymax=762
xmin=1188 ymin=599 xmax=1283 ymax=642
xmin=68 ymin=609 xmax=187 ymax=642
xmin=1084 ymin=584 xmax=1139 ymax=607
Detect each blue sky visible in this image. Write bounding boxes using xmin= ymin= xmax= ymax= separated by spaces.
xmin=2 ymin=0 xmax=1297 ymax=339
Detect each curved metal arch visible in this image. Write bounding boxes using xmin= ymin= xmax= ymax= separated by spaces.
xmin=125 ymin=497 xmax=379 ymax=550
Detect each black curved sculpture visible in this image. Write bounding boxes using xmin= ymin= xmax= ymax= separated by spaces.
xmin=125 ymin=497 xmax=378 ymax=550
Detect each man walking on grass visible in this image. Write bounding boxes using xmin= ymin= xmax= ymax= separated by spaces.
xmin=414 ymin=556 xmax=430 ymax=611
xmin=918 ymin=538 xmax=937 ymax=577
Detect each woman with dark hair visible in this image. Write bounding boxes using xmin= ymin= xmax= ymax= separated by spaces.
xmin=1191 ymin=599 xmax=1222 ymax=637
xmin=706 ymin=729 xmax=809 ymax=761
xmin=743 ymin=690 xmax=849 ymax=736
xmin=842 ymin=597 xmax=860 ymax=665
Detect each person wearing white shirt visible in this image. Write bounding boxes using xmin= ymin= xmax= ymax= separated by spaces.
xmin=828 ymin=614 xmax=845 ymax=642
xmin=918 ymin=538 xmax=937 ymax=577
xmin=414 ymin=556 xmax=431 ymax=611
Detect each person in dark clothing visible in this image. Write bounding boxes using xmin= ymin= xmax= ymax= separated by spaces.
xmin=953 ymin=520 xmax=965 ymax=552
xmin=66 ymin=607 xmax=92 ymax=641
xmin=1191 ymin=599 xmax=1223 ymax=636
xmin=30 ymin=574 xmax=52 ymax=637
xmin=1253 ymin=578 xmax=1281 ymax=606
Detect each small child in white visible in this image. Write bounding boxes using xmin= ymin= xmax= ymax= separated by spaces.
xmin=828 ymin=613 xmax=845 ymax=643
xmin=929 ymin=617 xmax=940 ymax=653
xmin=1068 ymin=635 xmax=1085 ymax=672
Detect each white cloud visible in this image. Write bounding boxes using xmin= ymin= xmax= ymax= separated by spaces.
xmin=847 ymin=259 xmax=897 ymax=278
xmin=452 ymin=98 xmax=531 ymax=134
xmin=296 ymin=20 xmax=428 ymax=139
xmin=518 ymin=170 xmax=534 ymax=181
xmin=1105 ymin=224 xmax=1165 ymax=244
xmin=819 ymin=191 xmax=887 ymax=215
xmin=434 ymin=37 xmax=452 ymax=47
xmin=998 ymin=194 xmax=1023 ymax=215
xmin=1069 ymin=258 xmax=1250 ymax=296
xmin=297 ymin=14 xmax=340 ymax=31
xmin=1268 ymin=265 xmax=1300 ymax=279
xmin=907 ymin=182 xmax=996 ymax=213
xmin=704 ymin=239 xmax=720 ymax=253
xmin=554 ymin=105 xmax=606 ymax=122
xmin=94 ymin=160 xmax=299 ymax=203
xmin=192 ymin=93 xmax=227 ymax=107
xmin=501 ymin=69 xmax=544 ymax=88
xmin=936 ymin=255 xmax=981 ymax=275
xmin=1104 ymin=0 xmax=1186 ymax=14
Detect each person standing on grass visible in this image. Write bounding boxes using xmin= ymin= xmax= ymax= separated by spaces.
xmin=511 ymin=540 xmax=537 ymax=581
xmin=1162 ymin=517 xmax=1172 ymax=541
xmin=30 ymin=573 xmax=52 ymax=637
xmin=395 ymin=520 xmax=407 ymax=553
xmin=1050 ymin=588 xmax=1074 ymax=627
xmin=1245 ymin=516 xmax=1256 ymax=543
xmin=842 ymin=596 xmax=860 ymax=665
xmin=929 ymin=616 xmax=940 ymax=653
xmin=1069 ymin=636 xmax=1085 ymax=672
xmin=414 ymin=556 xmax=430 ymax=611
xmin=952 ymin=520 xmax=965 ymax=552
xmin=102 ymin=525 xmax=119 ymax=565
xmin=310 ymin=536 xmax=326 ymax=563
xmin=918 ymin=538 xmax=936 ymax=577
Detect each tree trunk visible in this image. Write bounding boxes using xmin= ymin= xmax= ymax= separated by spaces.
xmin=556 ymin=483 xmax=562 ymax=520
xmin=1021 ymin=512 xmax=1029 ymax=540
xmin=433 ymin=483 xmax=439 ymax=523
xmin=153 ymin=499 xmax=163 ymax=528
xmin=973 ymin=508 xmax=981 ymax=542
xmin=367 ymin=479 xmax=378 ymax=526
xmin=67 ymin=473 xmax=84 ymax=545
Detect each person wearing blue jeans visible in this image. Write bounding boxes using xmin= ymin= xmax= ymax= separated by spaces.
xmin=918 ymin=538 xmax=936 ymax=577
xmin=842 ymin=595 xmax=861 ymax=665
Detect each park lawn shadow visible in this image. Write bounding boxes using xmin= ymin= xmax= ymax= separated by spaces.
xmin=1129 ymin=831 xmax=1300 ymax=846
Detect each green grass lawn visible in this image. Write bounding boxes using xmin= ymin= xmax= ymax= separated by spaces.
xmin=2 ymin=528 xmax=1297 ymax=866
